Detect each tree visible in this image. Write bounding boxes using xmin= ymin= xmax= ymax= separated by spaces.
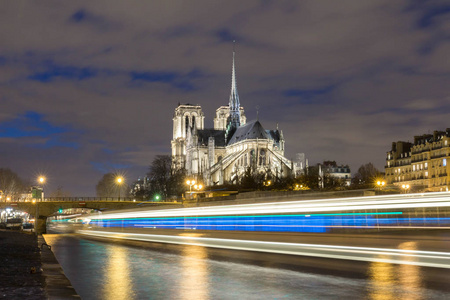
xmin=296 ymin=166 xmax=320 ymax=189
xmin=240 ymin=167 xmax=257 ymax=189
xmin=353 ymin=163 xmax=381 ymax=187
xmin=96 ymin=173 xmax=128 ymax=198
xmin=50 ymin=186 xmax=71 ymax=198
xmin=147 ymin=155 xmax=186 ymax=199
xmin=0 ymin=168 xmax=25 ymax=200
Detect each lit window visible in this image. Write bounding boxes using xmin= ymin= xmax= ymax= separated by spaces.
xmin=413 ymin=165 xmax=415 ymax=171
xmin=444 ymin=158 xmax=447 ymax=167
xmin=425 ymin=162 xmax=428 ymax=168
xmin=425 ymin=171 xmax=428 ymax=177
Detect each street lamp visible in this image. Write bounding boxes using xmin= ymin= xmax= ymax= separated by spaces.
xmin=116 ymin=176 xmax=123 ymax=201
xmin=194 ymin=184 xmax=203 ymax=191
xmin=401 ymin=184 xmax=410 ymax=194
xmin=186 ymin=179 xmax=196 ymax=192
xmin=38 ymin=176 xmax=45 ymax=202
xmin=34 ymin=176 xmax=46 ymax=235
xmin=376 ymin=180 xmax=386 ymax=190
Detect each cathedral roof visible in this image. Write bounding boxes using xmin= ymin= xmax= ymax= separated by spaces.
xmin=266 ymin=129 xmax=281 ymax=142
xmin=227 ymin=120 xmax=269 ymax=145
xmin=197 ymin=129 xmax=227 ymax=147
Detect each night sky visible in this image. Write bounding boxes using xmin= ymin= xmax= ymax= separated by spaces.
xmin=1 ymin=1 xmax=450 ymax=196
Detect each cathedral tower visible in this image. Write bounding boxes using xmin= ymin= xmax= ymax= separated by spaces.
xmin=226 ymin=46 xmax=241 ymax=142
xmin=171 ymin=104 xmax=204 ymax=168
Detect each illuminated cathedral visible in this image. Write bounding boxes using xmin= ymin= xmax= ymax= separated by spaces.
xmin=171 ymin=50 xmax=294 ymax=185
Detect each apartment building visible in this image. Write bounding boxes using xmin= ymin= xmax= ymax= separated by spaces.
xmin=386 ymin=129 xmax=450 ymax=192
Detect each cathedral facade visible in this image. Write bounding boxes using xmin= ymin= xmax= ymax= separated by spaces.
xmin=171 ymin=51 xmax=294 ymax=186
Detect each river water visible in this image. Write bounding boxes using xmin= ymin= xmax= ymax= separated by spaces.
xmin=43 ymin=234 xmax=449 ymax=300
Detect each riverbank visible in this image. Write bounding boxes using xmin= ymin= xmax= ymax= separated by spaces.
xmin=0 ymin=230 xmax=79 ymax=299
xmin=0 ymin=230 xmax=46 ymax=299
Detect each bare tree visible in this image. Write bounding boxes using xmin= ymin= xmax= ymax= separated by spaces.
xmin=96 ymin=173 xmax=128 ymax=198
xmin=50 ymin=186 xmax=71 ymax=198
xmin=147 ymin=155 xmax=186 ymax=199
xmin=353 ymin=163 xmax=381 ymax=187
xmin=0 ymin=168 xmax=25 ymax=200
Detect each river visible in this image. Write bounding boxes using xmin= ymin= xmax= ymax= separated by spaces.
xmin=43 ymin=234 xmax=449 ymax=300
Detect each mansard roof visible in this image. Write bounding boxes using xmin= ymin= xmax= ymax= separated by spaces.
xmin=197 ymin=129 xmax=227 ymax=147
xmin=227 ymin=120 xmax=269 ymax=145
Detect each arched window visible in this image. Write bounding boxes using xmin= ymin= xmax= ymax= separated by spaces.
xmin=259 ymin=149 xmax=266 ymax=165
xmin=185 ymin=116 xmax=189 ymax=133
xmin=192 ymin=116 xmax=196 ymax=128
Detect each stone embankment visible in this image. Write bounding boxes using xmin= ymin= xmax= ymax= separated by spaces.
xmin=0 ymin=230 xmax=79 ymax=299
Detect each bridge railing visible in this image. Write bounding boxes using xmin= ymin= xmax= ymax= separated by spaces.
xmin=40 ymin=197 xmax=178 ymax=202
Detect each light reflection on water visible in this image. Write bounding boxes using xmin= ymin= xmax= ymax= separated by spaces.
xmin=43 ymin=234 xmax=447 ymax=300
xmin=398 ymin=242 xmax=423 ymax=300
xmin=367 ymin=256 xmax=396 ymax=300
xmin=179 ymin=233 xmax=209 ymax=300
xmin=367 ymin=242 xmax=424 ymax=300
xmin=103 ymin=246 xmax=135 ymax=300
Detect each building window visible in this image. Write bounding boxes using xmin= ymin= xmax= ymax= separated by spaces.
xmin=413 ymin=165 xmax=415 ymax=171
xmin=444 ymin=158 xmax=447 ymax=167
xmin=425 ymin=162 xmax=428 ymax=169
xmin=425 ymin=171 xmax=428 ymax=177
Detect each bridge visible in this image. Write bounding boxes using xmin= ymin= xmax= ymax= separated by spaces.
xmin=0 ymin=198 xmax=182 ymax=233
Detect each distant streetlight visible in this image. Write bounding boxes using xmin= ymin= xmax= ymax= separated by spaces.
xmin=116 ymin=176 xmax=124 ymax=201
xmin=194 ymin=184 xmax=203 ymax=191
xmin=376 ymin=180 xmax=386 ymax=190
xmin=35 ymin=175 xmax=46 ymax=235
xmin=186 ymin=179 xmax=196 ymax=192
xmin=401 ymin=184 xmax=410 ymax=194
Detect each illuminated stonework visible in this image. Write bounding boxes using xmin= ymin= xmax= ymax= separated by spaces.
xmin=171 ymin=51 xmax=293 ymax=185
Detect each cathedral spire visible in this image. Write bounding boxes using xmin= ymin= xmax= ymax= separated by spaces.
xmin=229 ymin=40 xmax=240 ymax=127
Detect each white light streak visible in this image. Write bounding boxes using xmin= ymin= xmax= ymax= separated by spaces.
xmin=84 ymin=192 xmax=450 ymax=221
xmin=78 ymin=230 xmax=450 ymax=269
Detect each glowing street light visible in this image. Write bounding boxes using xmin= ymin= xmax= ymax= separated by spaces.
xmin=376 ymin=181 xmax=386 ymax=190
xmin=34 ymin=175 xmax=46 ymax=235
xmin=194 ymin=184 xmax=203 ymax=191
xmin=401 ymin=184 xmax=410 ymax=194
xmin=186 ymin=179 xmax=196 ymax=192
xmin=116 ymin=176 xmax=124 ymax=201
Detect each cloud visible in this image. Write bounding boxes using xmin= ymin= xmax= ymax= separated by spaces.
xmin=28 ymin=63 xmax=97 ymax=82
xmin=0 ymin=111 xmax=81 ymax=148
xmin=0 ymin=0 xmax=449 ymax=195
